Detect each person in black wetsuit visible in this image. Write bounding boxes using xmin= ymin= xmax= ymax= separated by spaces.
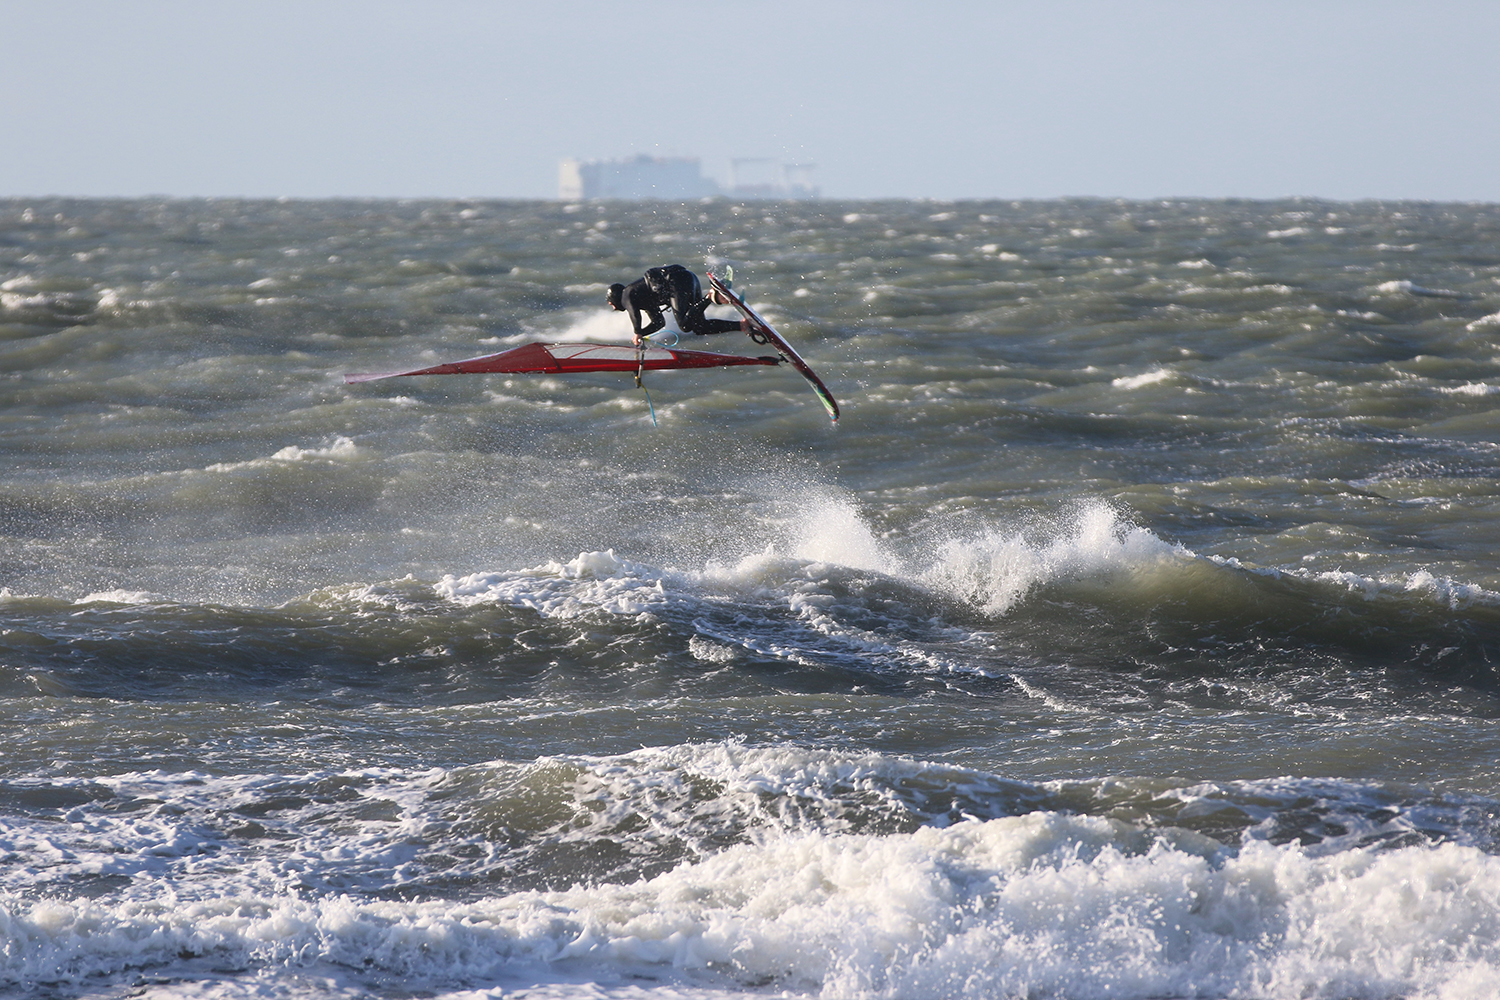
xmin=607 ymin=264 xmax=745 ymax=344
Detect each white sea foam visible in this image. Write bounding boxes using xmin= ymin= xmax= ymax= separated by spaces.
xmin=0 ymin=290 xmax=61 ymax=310
xmin=200 ymin=436 xmax=359 ymax=473
xmin=1313 ymin=567 xmax=1500 ymax=609
xmin=434 ymin=497 xmax=1194 ymax=637
xmin=1208 ymin=555 xmax=1500 ymax=611
xmin=783 ymin=493 xmax=893 ymax=573
xmin=687 ymin=635 xmax=736 ymax=663
xmin=7 ymin=744 xmax=1500 ymax=999
xmin=921 ymin=502 xmax=1191 ymax=615
xmin=524 ymin=308 xmax=642 ymax=344
xmin=268 ymin=436 xmax=359 ymax=462
xmin=1376 ymin=280 xmax=1467 ymax=299
xmin=74 ymin=589 xmax=170 ymax=605
xmin=1112 ymin=368 xmax=1173 ymax=389
xmin=7 ymin=807 xmax=1500 ymax=999
xmin=95 ymin=286 xmax=151 ymax=311
xmin=437 ymin=549 xmax=667 ymax=618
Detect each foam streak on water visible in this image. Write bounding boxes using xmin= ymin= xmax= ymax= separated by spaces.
xmin=4 ymin=197 xmax=1500 ymax=998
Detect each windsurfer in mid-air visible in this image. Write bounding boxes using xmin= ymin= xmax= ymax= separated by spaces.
xmin=607 ymin=264 xmax=747 ymax=345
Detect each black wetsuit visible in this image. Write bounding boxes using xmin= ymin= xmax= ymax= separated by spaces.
xmin=618 ymin=278 xmax=670 ymax=340
xmin=625 ymin=264 xmax=740 ymax=339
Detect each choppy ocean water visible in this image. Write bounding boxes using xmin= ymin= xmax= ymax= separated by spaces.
xmin=3 ymin=196 xmax=1500 ymax=999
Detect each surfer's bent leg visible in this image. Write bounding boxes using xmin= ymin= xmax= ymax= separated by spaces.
xmin=679 ymin=297 xmax=743 ymax=336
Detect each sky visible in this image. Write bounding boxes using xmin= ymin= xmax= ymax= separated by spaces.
xmin=5 ymin=0 xmax=1499 ymax=202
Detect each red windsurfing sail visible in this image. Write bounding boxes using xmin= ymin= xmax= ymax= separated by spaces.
xmin=344 ymin=341 xmax=780 ymax=383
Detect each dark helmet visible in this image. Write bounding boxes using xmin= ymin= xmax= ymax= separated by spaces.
xmin=606 ymin=283 xmax=625 ymax=309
